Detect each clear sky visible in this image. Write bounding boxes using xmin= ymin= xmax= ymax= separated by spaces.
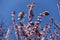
xmin=0 ymin=0 xmax=60 ymax=40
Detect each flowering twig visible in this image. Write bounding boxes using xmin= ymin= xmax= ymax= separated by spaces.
xmin=5 ymin=27 xmax=12 ymax=40
xmin=27 ymin=3 xmax=35 ymax=22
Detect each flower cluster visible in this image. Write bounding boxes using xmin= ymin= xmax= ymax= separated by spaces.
xmin=0 ymin=3 xmax=60 ymax=40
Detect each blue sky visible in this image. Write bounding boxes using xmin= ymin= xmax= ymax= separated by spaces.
xmin=0 ymin=0 xmax=60 ymax=40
